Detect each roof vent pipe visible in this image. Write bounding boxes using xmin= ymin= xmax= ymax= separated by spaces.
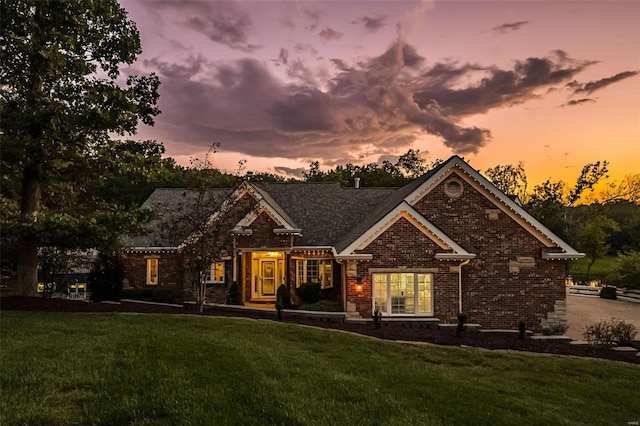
xmin=354 ymin=177 xmax=360 ymax=189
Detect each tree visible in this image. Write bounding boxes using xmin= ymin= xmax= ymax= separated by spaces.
xmin=158 ymin=145 xmax=253 ymax=312
xmin=598 ymin=174 xmax=640 ymax=204
xmin=1 ymin=0 xmax=160 ymax=295
xmin=525 ymin=161 xmax=609 ymax=240
xmin=485 ymin=162 xmax=528 ymax=203
xmin=525 ymin=179 xmax=568 ymax=239
xmin=610 ymin=251 xmax=640 ymax=290
xmin=396 ymin=149 xmax=427 ymax=178
xmin=574 ymin=208 xmax=619 ymax=281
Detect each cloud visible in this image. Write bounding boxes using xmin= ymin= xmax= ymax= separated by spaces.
xmin=562 ymin=98 xmax=596 ymax=107
xmin=319 ymin=27 xmax=343 ymax=41
xmin=145 ymin=1 xmax=260 ymax=52
xmin=282 ymin=5 xmax=322 ymax=31
xmin=397 ymin=0 xmax=435 ymax=39
xmin=273 ymin=166 xmax=306 ymax=178
xmin=353 ymin=15 xmax=388 ymax=32
xmin=568 ymin=70 xmax=639 ymax=94
xmin=412 ymin=51 xmax=595 ymax=116
xmin=138 ymin=41 xmax=607 ymax=164
xmin=493 ymin=21 xmax=530 ymax=34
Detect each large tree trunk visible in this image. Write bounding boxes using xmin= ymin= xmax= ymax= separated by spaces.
xmin=16 ymin=163 xmax=43 ymax=296
xmin=17 ymin=237 xmax=39 ymax=297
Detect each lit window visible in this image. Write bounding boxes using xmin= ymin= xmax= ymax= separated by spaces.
xmin=372 ymin=273 xmax=432 ymax=315
xmin=204 ymin=262 xmax=225 ymax=284
xmin=146 ymin=259 xmax=159 ymax=285
xmin=295 ymin=259 xmax=333 ymax=288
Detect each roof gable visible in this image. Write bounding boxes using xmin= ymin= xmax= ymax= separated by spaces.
xmin=339 ymin=201 xmax=475 ymax=260
xmin=402 ymin=156 xmax=583 ymax=258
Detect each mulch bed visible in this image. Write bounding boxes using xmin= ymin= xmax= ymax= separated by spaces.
xmin=2 ymin=296 xmax=639 ymax=365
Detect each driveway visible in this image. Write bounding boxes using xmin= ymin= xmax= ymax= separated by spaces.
xmin=565 ymin=293 xmax=640 ymax=340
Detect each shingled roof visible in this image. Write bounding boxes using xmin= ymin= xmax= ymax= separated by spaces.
xmin=126 ymin=188 xmax=232 ymax=248
xmin=254 ymin=182 xmax=397 ymax=247
xmin=333 ymin=161 xmax=448 ymax=252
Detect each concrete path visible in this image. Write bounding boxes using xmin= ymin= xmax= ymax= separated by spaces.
xmin=565 ymin=293 xmax=640 ymax=340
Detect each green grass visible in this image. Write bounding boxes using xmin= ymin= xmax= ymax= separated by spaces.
xmin=1 ymin=312 xmax=639 ymax=425
xmin=569 ymin=255 xmax=619 ymax=280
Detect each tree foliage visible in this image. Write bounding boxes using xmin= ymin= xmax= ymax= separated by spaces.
xmin=574 ymin=207 xmax=619 ymax=281
xmin=0 ymin=0 xmax=161 ymax=295
xmin=485 ymin=162 xmax=528 ymax=202
xmin=302 ymin=149 xmax=436 ymax=187
xmin=609 ymin=251 xmax=640 ymax=290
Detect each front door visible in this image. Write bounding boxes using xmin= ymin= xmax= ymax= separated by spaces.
xmin=261 ymin=260 xmax=276 ymax=296
xmin=250 ymin=251 xmax=285 ymax=300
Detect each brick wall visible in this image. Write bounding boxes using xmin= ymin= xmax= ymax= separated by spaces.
xmin=121 ymin=252 xmax=184 ymax=289
xmin=349 ymin=217 xmax=460 ymax=321
xmin=412 ymin=171 xmax=567 ymax=330
xmin=345 ymin=170 xmax=569 ymax=330
xmin=237 ymin=211 xmax=293 ymax=249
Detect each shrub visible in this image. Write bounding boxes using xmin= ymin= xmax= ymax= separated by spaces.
xmin=300 ymin=300 xmax=342 ymax=312
xmin=584 ymin=318 xmax=638 ymax=346
xmin=88 ymin=254 xmax=123 ymax=302
xmin=226 ymin=281 xmax=243 ymax=305
xmin=296 ymin=282 xmax=322 ymax=304
xmin=276 ymin=284 xmax=292 ymax=309
xmin=372 ymin=309 xmax=382 ymax=329
xmin=599 ymin=286 xmax=617 ymax=300
xmin=518 ymin=321 xmax=527 ymax=340
xmin=456 ymin=312 xmax=467 ymax=337
xmin=541 ymin=323 xmax=568 ymax=336
xmin=609 ymin=251 xmax=640 ymax=290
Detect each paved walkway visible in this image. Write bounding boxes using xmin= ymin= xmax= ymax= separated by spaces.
xmin=565 ymin=293 xmax=640 ymax=340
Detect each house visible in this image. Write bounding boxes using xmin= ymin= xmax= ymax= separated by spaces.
xmin=121 ymin=156 xmax=584 ymax=330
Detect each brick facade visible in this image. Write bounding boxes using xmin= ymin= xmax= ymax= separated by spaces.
xmin=121 ymin=252 xmax=183 ymax=289
xmin=345 ymin=170 xmax=568 ymax=330
xmin=125 ymin=163 xmax=574 ymax=331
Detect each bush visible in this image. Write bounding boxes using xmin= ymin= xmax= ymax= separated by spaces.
xmin=276 ymin=284 xmax=292 ymax=309
xmin=296 ymin=282 xmax=322 ymax=304
xmin=120 ymin=288 xmax=182 ymax=304
xmin=372 ymin=309 xmax=382 ymax=329
xmin=300 ymin=300 xmax=342 ymax=312
xmin=609 ymin=251 xmax=640 ymax=290
xmin=456 ymin=312 xmax=468 ymax=337
xmin=599 ymin=286 xmax=617 ymax=300
xmin=226 ymin=281 xmax=243 ymax=305
xmin=584 ymin=318 xmax=638 ymax=346
xmin=542 ymin=323 xmax=568 ymax=336
xmin=518 ymin=321 xmax=527 ymax=340
xmin=88 ymin=254 xmax=123 ymax=302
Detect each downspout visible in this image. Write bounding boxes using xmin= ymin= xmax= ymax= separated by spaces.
xmin=458 ymin=259 xmax=471 ymax=313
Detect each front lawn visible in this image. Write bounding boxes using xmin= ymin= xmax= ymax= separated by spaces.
xmin=1 ymin=312 xmax=639 ymax=425
xmin=569 ymin=255 xmax=619 ymax=282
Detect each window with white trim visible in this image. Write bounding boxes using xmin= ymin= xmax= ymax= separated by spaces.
xmin=295 ymin=259 xmax=333 ymax=288
xmin=204 ymin=261 xmax=225 ymax=284
xmin=146 ymin=259 xmax=159 ymax=285
xmin=373 ymin=272 xmax=432 ymax=315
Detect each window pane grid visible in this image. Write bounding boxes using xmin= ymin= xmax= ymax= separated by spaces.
xmin=373 ymin=272 xmax=432 ymax=315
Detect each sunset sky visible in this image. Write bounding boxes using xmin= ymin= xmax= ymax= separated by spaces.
xmin=119 ymin=0 xmax=639 ymax=186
